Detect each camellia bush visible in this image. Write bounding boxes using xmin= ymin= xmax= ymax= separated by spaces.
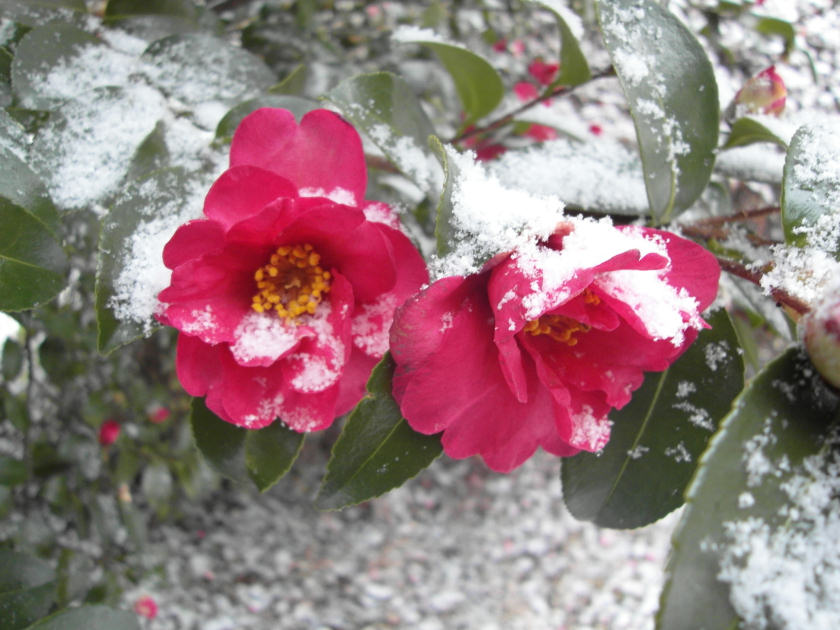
xmin=1 ymin=0 xmax=839 ymax=628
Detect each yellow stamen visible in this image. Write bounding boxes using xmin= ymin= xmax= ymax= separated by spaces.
xmin=250 ymin=243 xmax=331 ymax=323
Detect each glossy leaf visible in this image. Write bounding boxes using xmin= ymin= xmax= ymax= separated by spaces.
xmin=597 ymin=0 xmax=719 ymax=223
xmin=10 ymin=24 xmax=102 ymax=110
xmin=26 ymin=605 xmax=142 ymax=630
xmin=531 ymin=0 xmax=591 ymax=86
xmin=190 ymin=397 xmax=249 ymax=484
xmin=562 ymin=309 xmax=744 ymax=528
xmin=399 ymin=38 xmax=503 ymax=126
xmin=429 ymin=136 xmax=458 ymax=257
xmin=316 ymin=355 xmax=443 ymax=510
xmin=0 ymin=197 xmax=67 ymax=312
xmin=0 ymin=148 xmax=60 ymax=237
xmin=326 ymin=72 xmax=442 ymax=196
xmin=657 ymin=348 xmax=840 ymax=630
xmin=0 ymin=550 xmax=56 ymax=630
xmin=723 ymin=116 xmax=788 ymax=150
xmin=125 ymin=121 xmax=169 ymax=182
xmin=244 ymin=421 xmax=305 ymax=492
xmin=215 ymin=95 xmax=319 ymax=144
xmin=95 ymin=168 xmax=192 ymax=354
xmin=781 ymin=123 xmax=840 ymax=253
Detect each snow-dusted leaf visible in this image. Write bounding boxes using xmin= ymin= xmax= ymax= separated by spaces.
xmin=530 ymin=0 xmax=591 ymax=86
xmin=190 ymin=397 xmax=250 ymax=484
xmin=244 ymin=421 xmax=304 ymax=492
xmin=0 ymin=197 xmax=67 ymax=312
xmin=215 ymin=94 xmax=319 ymax=144
xmin=105 ymin=0 xmax=201 ymax=20
xmin=142 ymin=33 xmax=276 ymax=108
xmin=429 ymin=135 xmax=458 ymax=257
xmin=657 ymin=348 xmax=840 ymax=630
xmin=781 ymin=123 xmax=840 ymax=254
xmin=0 ymin=550 xmax=56 ymax=630
xmin=316 ymin=355 xmax=442 ymax=510
xmin=25 ymin=605 xmax=141 ymax=630
xmin=723 ymin=116 xmax=788 ymax=149
xmin=597 ymin=0 xmax=719 ymax=223
xmin=0 ymin=147 xmax=59 ymax=237
xmin=103 ymin=0 xmax=220 ymax=37
xmin=0 ymin=0 xmax=87 ymax=28
xmin=326 ymin=72 xmax=443 ymax=196
xmin=396 ymin=36 xmax=503 ymax=126
xmin=96 ymin=168 xmax=200 ymax=354
xmin=562 ymin=309 xmax=743 ymax=528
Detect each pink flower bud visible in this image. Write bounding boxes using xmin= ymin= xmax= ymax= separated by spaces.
xmin=149 ymin=407 xmax=170 ymax=424
xmin=735 ymin=66 xmax=786 ymax=116
xmin=98 ymin=419 xmax=120 ymax=446
xmin=510 ymin=39 xmax=525 ymax=57
xmin=803 ymin=293 xmax=840 ymax=389
xmin=513 ymin=81 xmax=538 ymax=102
xmin=492 ymin=38 xmax=507 ymax=53
xmin=134 ymin=596 xmax=158 ymax=620
xmin=524 ymin=124 xmax=557 ymax=142
xmin=588 ymin=124 xmax=603 ymax=136
xmin=528 ymin=59 xmax=559 ymax=86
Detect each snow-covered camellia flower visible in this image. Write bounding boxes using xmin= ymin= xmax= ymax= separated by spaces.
xmin=389 ymin=219 xmax=720 ymax=472
xmin=157 ymin=108 xmax=428 ymax=431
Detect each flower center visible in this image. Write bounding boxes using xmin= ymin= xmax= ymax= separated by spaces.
xmin=251 ymin=244 xmax=331 ymax=321
xmin=523 ymin=290 xmax=600 ymax=346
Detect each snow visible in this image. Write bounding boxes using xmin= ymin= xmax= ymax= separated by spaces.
xmin=230 ymin=313 xmax=300 ymax=365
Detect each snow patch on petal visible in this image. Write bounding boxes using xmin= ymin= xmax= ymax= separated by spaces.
xmin=288 ymin=310 xmax=347 ymax=393
xmin=299 ymin=186 xmax=357 ymax=206
xmin=352 ymin=294 xmax=399 ymax=357
xmin=569 ymin=405 xmax=612 ymax=452
xmin=180 ymin=305 xmax=218 ymax=336
xmin=231 ymin=312 xmax=301 ymax=366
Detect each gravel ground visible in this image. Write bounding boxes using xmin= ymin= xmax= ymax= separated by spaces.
xmin=124 ymin=441 xmax=676 ymax=630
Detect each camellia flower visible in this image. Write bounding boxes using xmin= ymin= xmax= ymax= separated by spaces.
xmin=390 ymin=219 xmax=720 ymax=472
xmin=98 ymin=419 xmax=120 ymax=446
xmin=157 ymin=108 xmax=428 ymax=431
xmin=134 ymin=596 xmax=158 ymax=620
xmin=528 ymin=59 xmax=560 ymax=86
xmin=735 ymin=66 xmax=786 ymax=116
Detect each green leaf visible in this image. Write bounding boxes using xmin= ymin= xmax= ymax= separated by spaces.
xmin=142 ymin=33 xmax=276 ymax=107
xmin=268 ymin=64 xmax=308 ymax=96
xmin=399 ymin=38 xmax=503 ymax=126
xmin=244 ymin=422 xmax=304 ymax=492
xmin=597 ymin=0 xmax=719 ymax=223
xmin=0 ymin=455 xmax=26 ymax=486
xmin=325 ymin=72 xmax=442 ymax=195
xmin=531 ymin=0 xmax=591 ymax=86
xmin=562 ymin=309 xmax=744 ymax=528
xmin=0 ymin=1 xmax=87 ymax=28
xmin=0 ymin=148 xmax=60 ymax=238
xmin=723 ymin=116 xmax=788 ymax=150
xmin=214 ymin=95 xmax=319 ymax=144
xmin=657 ymin=348 xmax=840 ymax=629
xmin=103 ymin=0 xmax=220 ymax=37
xmin=781 ymin=123 xmax=840 ymax=254
xmin=429 ymin=136 xmax=458 ymax=258
xmin=0 ymin=550 xmax=56 ymax=630
xmin=10 ymin=24 xmax=102 ymax=110
xmin=0 ymin=197 xmax=67 ymax=312
xmin=105 ymin=0 xmax=200 ymax=20
xmin=2 ymin=338 xmax=24 ymax=381
xmin=189 ymin=397 xmax=249 ymax=484
xmin=755 ymin=16 xmax=796 ymax=56
xmin=316 ymin=354 xmax=443 ymax=510
xmin=25 ymin=605 xmax=141 ymax=630
xmin=95 ymin=168 xmax=192 ymax=354
xmin=125 ymin=121 xmax=170 ymax=182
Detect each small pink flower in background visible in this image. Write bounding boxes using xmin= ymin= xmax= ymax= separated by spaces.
xmin=735 ymin=66 xmax=786 ymax=116
xmin=523 ymin=124 xmax=557 ymax=142
xmin=510 ymin=39 xmax=526 ymax=57
xmin=157 ymin=109 xmax=428 ymax=431
xmin=390 ymin=221 xmax=720 ymax=472
xmin=149 ymin=406 xmax=170 ymax=424
xmin=514 ymin=81 xmax=539 ymax=102
xmin=98 ymin=419 xmax=120 ymax=446
xmin=588 ymin=123 xmax=603 ymax=136
xmin=134 ymin=596 xmax=158 ymax=620
xmin=528 ymin=59 xmax=559 ymax=86
xmin=492 ymin=38 xmax=507 ymax=53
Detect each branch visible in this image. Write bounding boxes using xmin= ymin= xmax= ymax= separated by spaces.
xmin=693 ymin=206 xmax=780 ymax=227
xmin=450 ymin=67 xmax=616 ymax=145
xmin=717 ymin=256 xmax=810 ymax=316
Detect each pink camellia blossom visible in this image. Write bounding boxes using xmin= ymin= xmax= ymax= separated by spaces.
xmin=98 ymin=419 xmax=120 ymax=446
xmin=149 ymin=406 xmax=170 ymax=424
xmin=390 ymin=220 xmax=720 ymax=472
xmin=134 ymin=596 xmax=158 ymax=620
xmin=157 ymin=108 xmax=428 ymax=431
xmin=523 ymin=123 xmax=558 ymax=142
xmin=513 ymin=81 xmax=539 ymax=102
xmin=735 ymin=66 xmax=786 ymax=116
xmin=528 ymin=59 xmax=560 ymax=86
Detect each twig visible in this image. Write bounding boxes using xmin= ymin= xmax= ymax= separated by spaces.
xmin=717 ymin=256 xmax=810 ymax=316
xmin=450 ymin=67 xmax=616 ymax=145
xmin=693 ymin=206 xmax=780 ymax=227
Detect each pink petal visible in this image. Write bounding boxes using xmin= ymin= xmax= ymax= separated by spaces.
xmin=203 ymin=165 xmax=298 ymax=232
xmin=163 ymin=220 xmax=225 ymax=269
xmin=230 ymin=108 xmax=367 ymax=205
xmin=334 ymin=349 xmax=378 ymax=416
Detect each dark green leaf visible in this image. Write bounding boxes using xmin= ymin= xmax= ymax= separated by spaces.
xmin=190 ymin=397 xmax=249 ymax=484
xmin=103 ymin=0 xmax=220 ymax=37
xmin=0 ymin=148 xmax=59 ymax=237
xmin=429 ymin=136 xmax=457 ymax=258
xmin=316 ymin=355 xmax=442 ymax=510
xmin=26 ymin=605 xmax=141 ymax=630
xmin=0 ymin=197 xmax=67 ymax=312
xmin=532 ymin=1 xmax=591 ymax=86
xmin=214 ymin=95 xmax=319 ymax=144
xmin=2 ymin=338 xmax=24 ymax=381
xmin=562 ymin=309 xmax=744 ymax=528
xmin=781 ymin=124 xmax=840 ymax=254
xmin=10 ymin=24 xmax=102 ymax=110
xmin=326 ymin=72 xmax=442 ymax=196
xmin=96 ymin=168 xmax=192 ymax=354
xmin=105 ymin=0 xmax=199 ymax=20
xmin=244 ymin=422 xmax=305 ymax=492
xmin=4 ymin=394 xmax=30 ymax=432
xmin=125 ymin=122 xmax=169 ymax=182
xmin=0 ymin=455 xmax=26 ymax=486
xmin=0 ymin=550 xmax=56 ymax=630
xmin=399 ymin=38 xmax=503 ymax=126
xmin=723 ymin=116 xmax=788 ymax=149
xmin=597 ymin=0 xmax=719 ymax=223
xmin=657 ymin=348 xmax=840 ymax=630
xmin=268 ymin=64 xmax=308 ymax=96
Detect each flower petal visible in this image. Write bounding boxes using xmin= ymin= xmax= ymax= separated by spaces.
xmin=162 ymin=220 xmax=225 ymax=269
xmin=203 ymin=165 xmax=298 ymax=232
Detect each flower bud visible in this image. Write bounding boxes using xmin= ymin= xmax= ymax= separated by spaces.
xmin=98 ymin=419 xmax=120 ymax=446
xmin=134 ymin=596 xmax=158 ymax=620
xmin=149 ymin=406 xmax=170 ymax=424
xmin=803 ymin=294 xmax=840 ymax=389
xmin=735 ymin=66 xmax=786 ymax=116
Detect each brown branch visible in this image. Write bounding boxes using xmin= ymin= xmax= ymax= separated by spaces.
xmin=693 ymin=206 xmax=780 ymax=227
xmin=450 ymin=66 xmax=616 ymax=145
xmin=717 ymin=256 xmax=810 ymax=316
